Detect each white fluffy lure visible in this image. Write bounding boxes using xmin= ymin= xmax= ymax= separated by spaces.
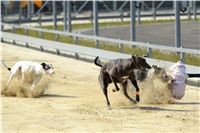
xmin=169 ymin=60 xmax=187 ymax=100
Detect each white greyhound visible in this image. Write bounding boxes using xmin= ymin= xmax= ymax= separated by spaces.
xmin=1 ymin=60 xmax=54 ymax=92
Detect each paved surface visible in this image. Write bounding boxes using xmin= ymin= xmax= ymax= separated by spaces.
xmin=82 ymin=22 xmax=200 ymax=49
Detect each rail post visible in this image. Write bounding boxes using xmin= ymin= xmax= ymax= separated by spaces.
xmin=147 ymin=42 xmax=152 ymax=58
xmin=75 ymin=53 xmax=79 ymax=59
xmin=12 ymin=25 xmax=16 ymax=44
xmin=1 ymin=25 xmax=4 ymax=42
xmin=118 ymin=38 xmax=124 ymax=53
xmin=40 ymin=46 xmax=44 ymax=51
xmin=74 ymin=32 xmax=79 ymax=45
xmin=56 ymin=49 xmax=61 ymax=55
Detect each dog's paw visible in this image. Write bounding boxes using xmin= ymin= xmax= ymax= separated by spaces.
xmin=133 ymin=101 xmax=137 ymax=104
xmin=132 ymin=99 xmax=137 ymax=104
xmin=112 ymin=89 xmax=116 ymax=92
xmin=107 ymin=106 xmax=112 ymax=110
xmin=116 ymin=88 xmax=120 ymax=91
xmin=136 ymin=95 xmax=140 ymax=102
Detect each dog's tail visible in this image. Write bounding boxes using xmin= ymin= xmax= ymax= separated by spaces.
xmin=1 ymin=60 xmax=11 ymax=71
xmin=94 ymin=56 xmax=102 ymax=67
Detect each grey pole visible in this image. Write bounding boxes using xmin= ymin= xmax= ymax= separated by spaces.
xmin=120 ymin=9 xmax=124 ymax=22
xmin=67 ymin=1 xmax=72 ymax=32
xmin=130 ymin=1 xmax=136 ymax=43
xmin=39 ymin=13 xmax=42 ymax=27
xmin=193 ymin=1 xmax=197 ymax=21
xmin=93 ymin=1 xmax=99 ymax=48
xmin=53 ymin=1 xmax=58 ymax=40
xmin=39 ymin=13 xmax=43 ymax=38
xmin=113 ymin=1 xmax=117 ymax=11
xmin=137 ymin=2 xmax=141 ymax=24
xmin=5 ymin=2 xmax=8 ymax=21
xmin=28 ymin=1 xmax=32 ymax=18
xmin=31 ymin=1 xmax=34 ymax=15
xmin=175 ymin=1 xmax=184 ymax=61
xmin=175 ymin=1 xmax=181 ymax=48
xmin=53 ymin=1 xmax=57 ymax=30
xmin=19 ymin=6 xmax=22 ymax=24
xmin=63 ymin=1 xmax=67 ymax=31
xmin=73 ymin=2 xmax=77 ymax=13
xmin=152 ymin=1 xmax=156 ymax=20
xmin=188 ymin=1 xmax=192 ymax=20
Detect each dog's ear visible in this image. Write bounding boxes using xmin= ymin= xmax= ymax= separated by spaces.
xmin=132 ymin=54 xmax=138 ymax=59
xmin=131 ymin=55 xmax=137 ymax=66
xmin=132 ymin=54 xmax=136 ymax=61
xmin=41 ymin=63 xmax=46 ymax=68
xmin=132 ymin=54 xmax=138 ymax=58
xmin=132 ymin=54 xmax=135 ymax=59
xmin=152 ymin=65 xmax=157 ymax=69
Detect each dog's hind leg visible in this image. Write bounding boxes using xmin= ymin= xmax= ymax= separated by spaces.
xmin=109 ymin=76 xmax=120 ymax=92
xmin=102 ymin=86 xmax=111 ymax=110
xmin=121 ymin=81 xmax=137 ymax=104
xmin=99 ymin=75 xmax=111 ymax=110
xmin=7 ymin=73 xmax=15 ymax=84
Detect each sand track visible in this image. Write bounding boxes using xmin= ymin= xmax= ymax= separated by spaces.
xmin=1 ymin=43 xmax=199 ymax=133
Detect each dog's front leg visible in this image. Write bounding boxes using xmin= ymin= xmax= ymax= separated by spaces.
xmin=131 ymin=79 xmax=140 ymax=102
xmin=129 ymin=73 xmax=140 ymax=102
xmin=109 ymin=76 xmax=120 ymax=92
xmin=30 ymin=76 xmax=42 ymax=92
xmin=121 ymin=81 xmax=137 ymax=104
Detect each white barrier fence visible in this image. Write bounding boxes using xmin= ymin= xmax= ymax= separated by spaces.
xmin=1 ymin=23 xmax=200 ymax=58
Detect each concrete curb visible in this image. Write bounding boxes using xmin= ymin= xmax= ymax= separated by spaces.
xmin=186 ymin=78 xmax=200 ymax=87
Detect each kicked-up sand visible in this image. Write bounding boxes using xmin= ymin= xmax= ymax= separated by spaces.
xmin=1 ymin=43 xmax=200 ymax=133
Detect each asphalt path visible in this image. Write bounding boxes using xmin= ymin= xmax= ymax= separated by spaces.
xmin=81 ymin=22 xmax=200 ymax=50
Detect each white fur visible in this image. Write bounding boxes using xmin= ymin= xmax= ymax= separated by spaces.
xmin=7 ymin=61 xmax=54 ymax=92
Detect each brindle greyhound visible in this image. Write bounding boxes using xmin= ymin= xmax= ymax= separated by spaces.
xmin=94 ymin=55 xmax=151 ymax=109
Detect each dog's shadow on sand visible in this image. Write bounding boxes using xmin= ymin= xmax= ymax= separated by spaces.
xmin=171 ymin=102 xmax=200 ymax=105
xmin=41 ymin=94 xmax=78 ymax=98
xmin=121 ymin=102 xmax=200 ymax=112
xmin=136 ymin=106 xmax=193 ymax=112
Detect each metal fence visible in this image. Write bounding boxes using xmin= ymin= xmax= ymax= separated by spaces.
xmin=1 ymin=22 xmax=199 ymax=56
xmin=1 ymin=1 xmax=200 ymax=63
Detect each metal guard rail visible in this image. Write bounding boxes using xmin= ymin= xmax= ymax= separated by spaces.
xmin=1 ymin=23 xmax=199 ymax=55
